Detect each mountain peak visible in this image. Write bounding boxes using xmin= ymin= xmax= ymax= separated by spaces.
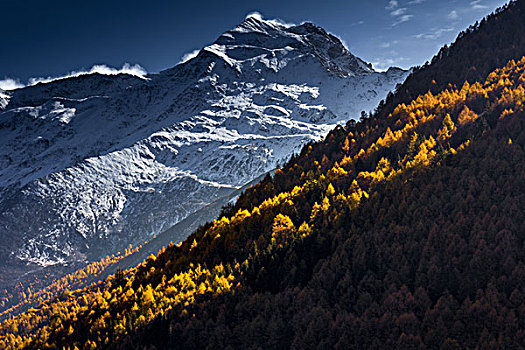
xmin=191 ymin=14 xmax=377 ymax=78
xmin=233 ymin=12 xmax=291 ymax=33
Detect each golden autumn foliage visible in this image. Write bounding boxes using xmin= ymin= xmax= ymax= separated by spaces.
xmin=0 ymin=260 xmax=236 ymax=350
xmin=458 ymin=105 xmax=478 ymax=125
xmin=0 ymin=244 xmax=142 ymax=322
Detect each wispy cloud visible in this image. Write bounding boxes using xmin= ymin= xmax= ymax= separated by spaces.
xmin=448 ymin=10 xmax=459 ymax=20
xmin=407 ymin=0 xmax=425 ymax=4
xmin=350 ymin=19 xmax=365 ymax=26
xmin=390 ymin=8 xmax=407 ymax=16
xmin=470 ymin=0 xmax=488 ymax=9
xmin=0 ymin=78 xmax=24 ymax=91
xmin=379 ymin=40 xmax=399 ymax=49
xmin=386 ymin=0 xmax=398 ymax=10
xmin=392 ymin=14 xmax=414 ymax=26
xmin=178 ymin=49 xmax=201 ymax=64
xmin=413 ymin=27 xmax=455 ymax=40
xmin=386 ymin=1 xmax=414 ymax=26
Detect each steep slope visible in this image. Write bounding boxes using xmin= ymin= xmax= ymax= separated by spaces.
xmin=1 ymin=2 xmax=524 ymax=349
xmin=0 ymin=15 xmax=408 ymax=286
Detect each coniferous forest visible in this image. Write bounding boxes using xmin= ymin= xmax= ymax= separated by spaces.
xmin=1 ymin=1 xmax=525 ymax=349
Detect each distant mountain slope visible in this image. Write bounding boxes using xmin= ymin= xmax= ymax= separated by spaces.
xmin=0 ymin=15 xmax=407 ymax=287
xmin=1 ymin=2 xmax=524 ymax=349
xmin=0 ymin=172 xmax=268 ymax=321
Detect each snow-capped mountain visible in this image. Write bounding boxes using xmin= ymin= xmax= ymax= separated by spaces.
xmin=0 ymin=15 xmax=408 ymax=286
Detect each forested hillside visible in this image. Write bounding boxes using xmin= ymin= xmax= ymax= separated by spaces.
xmin=1 ymin=1 xmax=524 ymax=349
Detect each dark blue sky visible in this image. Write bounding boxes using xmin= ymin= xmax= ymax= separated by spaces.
xmin=0 ymin=0 xmax=508 ymax=88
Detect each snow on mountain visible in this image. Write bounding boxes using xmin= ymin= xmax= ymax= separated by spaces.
xmin=0 ymin=15 xmax=409 ymax=284
xmin=0 ymin=89 xmax=9 ymax=109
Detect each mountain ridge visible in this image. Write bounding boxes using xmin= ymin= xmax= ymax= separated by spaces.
xmin=0 ymin=15 xmax=407 ymax=290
